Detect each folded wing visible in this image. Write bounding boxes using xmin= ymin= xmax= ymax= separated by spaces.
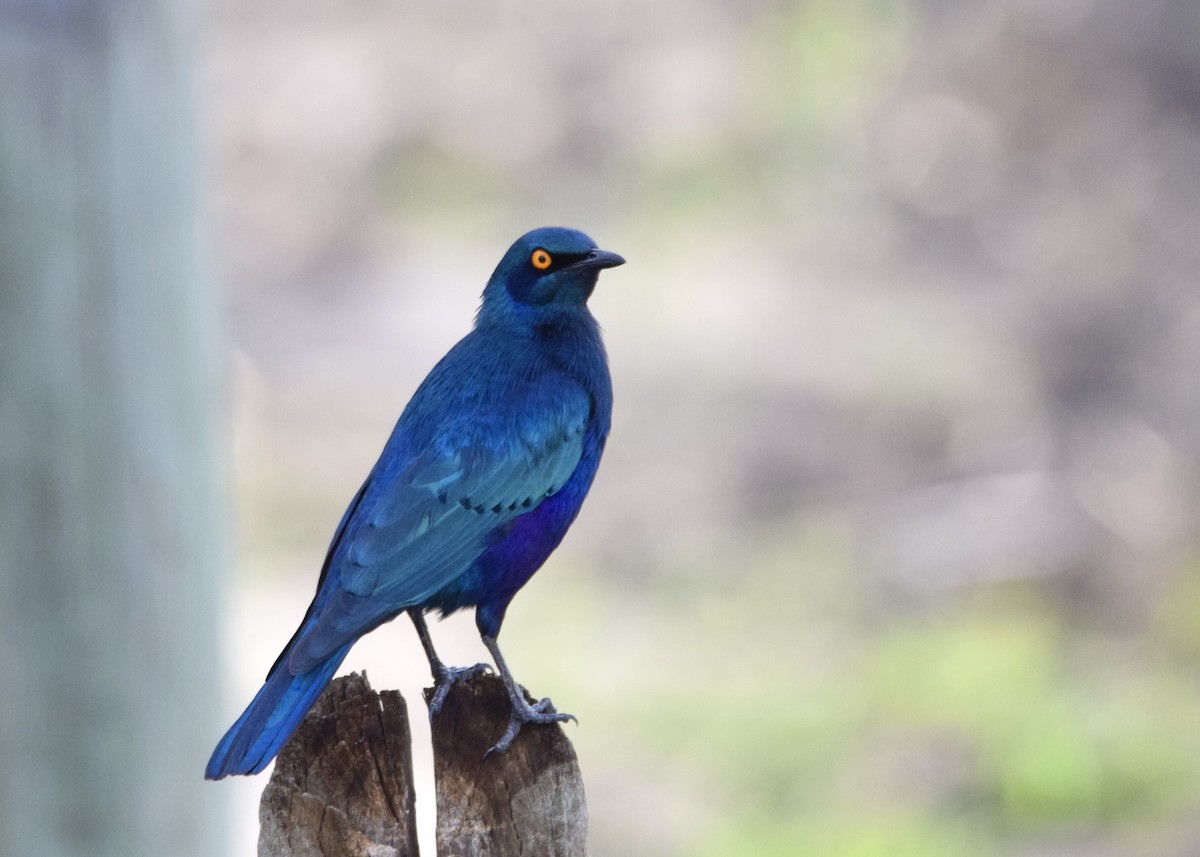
xmin=286 ymin=377 xmax=590 ymax=673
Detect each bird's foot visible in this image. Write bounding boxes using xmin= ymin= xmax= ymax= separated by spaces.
xmin=487 ymin=692 xmax=577 ymax=756
xmin=427 ymin=662 xmax=492 ymax=717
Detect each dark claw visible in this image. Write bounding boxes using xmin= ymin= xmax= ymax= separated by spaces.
xmin=485 ymin=693 xmax=577 ymax=756
xmin=427 ymin=662 xmax=492 ymax=717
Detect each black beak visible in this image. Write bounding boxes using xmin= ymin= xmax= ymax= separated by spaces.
xmin=580 ymin=248 xmax=625 ymax=270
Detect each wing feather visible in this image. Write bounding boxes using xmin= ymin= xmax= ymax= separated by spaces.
xmin=287 ymin=373 xmax=589 ymax=672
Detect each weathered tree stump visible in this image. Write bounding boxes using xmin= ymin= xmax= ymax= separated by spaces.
xmin=259 ymin=673 xmax=419 ymax=857
xmin=428 ymin=675 xmax=588 ymax=857
xmin=257 ymin=672 xmax=588 ymax=857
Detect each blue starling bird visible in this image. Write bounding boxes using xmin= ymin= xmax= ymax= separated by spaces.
xmin=206 ymin=227 xmax=623 ymax=779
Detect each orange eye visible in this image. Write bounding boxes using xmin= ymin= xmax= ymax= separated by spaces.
xmin=531 ymin=249 xmax=552 ymax=270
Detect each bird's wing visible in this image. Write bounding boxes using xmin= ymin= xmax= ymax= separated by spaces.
xmin=287 ymin=376 xmax=590 ymax=672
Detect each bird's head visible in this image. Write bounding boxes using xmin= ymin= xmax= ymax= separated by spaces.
xmin=478 ymin=227 xmax=625 ymax=331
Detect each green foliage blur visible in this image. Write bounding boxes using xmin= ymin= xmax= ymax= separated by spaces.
xmin=519 ymin=535 xmax=1200 ymax=857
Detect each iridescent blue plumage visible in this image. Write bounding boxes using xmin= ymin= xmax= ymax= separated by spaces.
xmin=206 ymin=227 xmax=623 ymax=778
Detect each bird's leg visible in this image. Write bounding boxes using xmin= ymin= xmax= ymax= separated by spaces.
xmin=408 ymin=609 xmax=490 ymax=717
xmin=482 ymin=634 xmax=576 ymax=755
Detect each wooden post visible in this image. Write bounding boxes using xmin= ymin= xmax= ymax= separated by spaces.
xmin=429 ymin=675 xmax=588 ymax=857
xmin=258 ymin=673 xmax=588 ymax=857
xmin=259 ymin=673 xmax=419 ymax=857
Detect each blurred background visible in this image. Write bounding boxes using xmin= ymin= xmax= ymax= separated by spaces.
xmin=4 ymin=0 xmax=1200 ymax=855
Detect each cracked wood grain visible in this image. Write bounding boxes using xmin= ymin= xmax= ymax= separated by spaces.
xmin=430 ymin=674 xmax=588 ymax=857
xmin=256 ymin=672 xmax=587 ymax=857
xmin=258 ymin=673 xmax=418 ymax=857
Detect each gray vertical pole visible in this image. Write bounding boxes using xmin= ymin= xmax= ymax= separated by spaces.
xmin=0 ymin=1 xmax=225 ymax=855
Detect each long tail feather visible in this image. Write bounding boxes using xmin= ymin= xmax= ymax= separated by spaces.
xmin=205 ymin=642 xmax=352 ymax=779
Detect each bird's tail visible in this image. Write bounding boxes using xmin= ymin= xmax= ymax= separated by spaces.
xmin=205 ymin=640 xmax=352 ymax=779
